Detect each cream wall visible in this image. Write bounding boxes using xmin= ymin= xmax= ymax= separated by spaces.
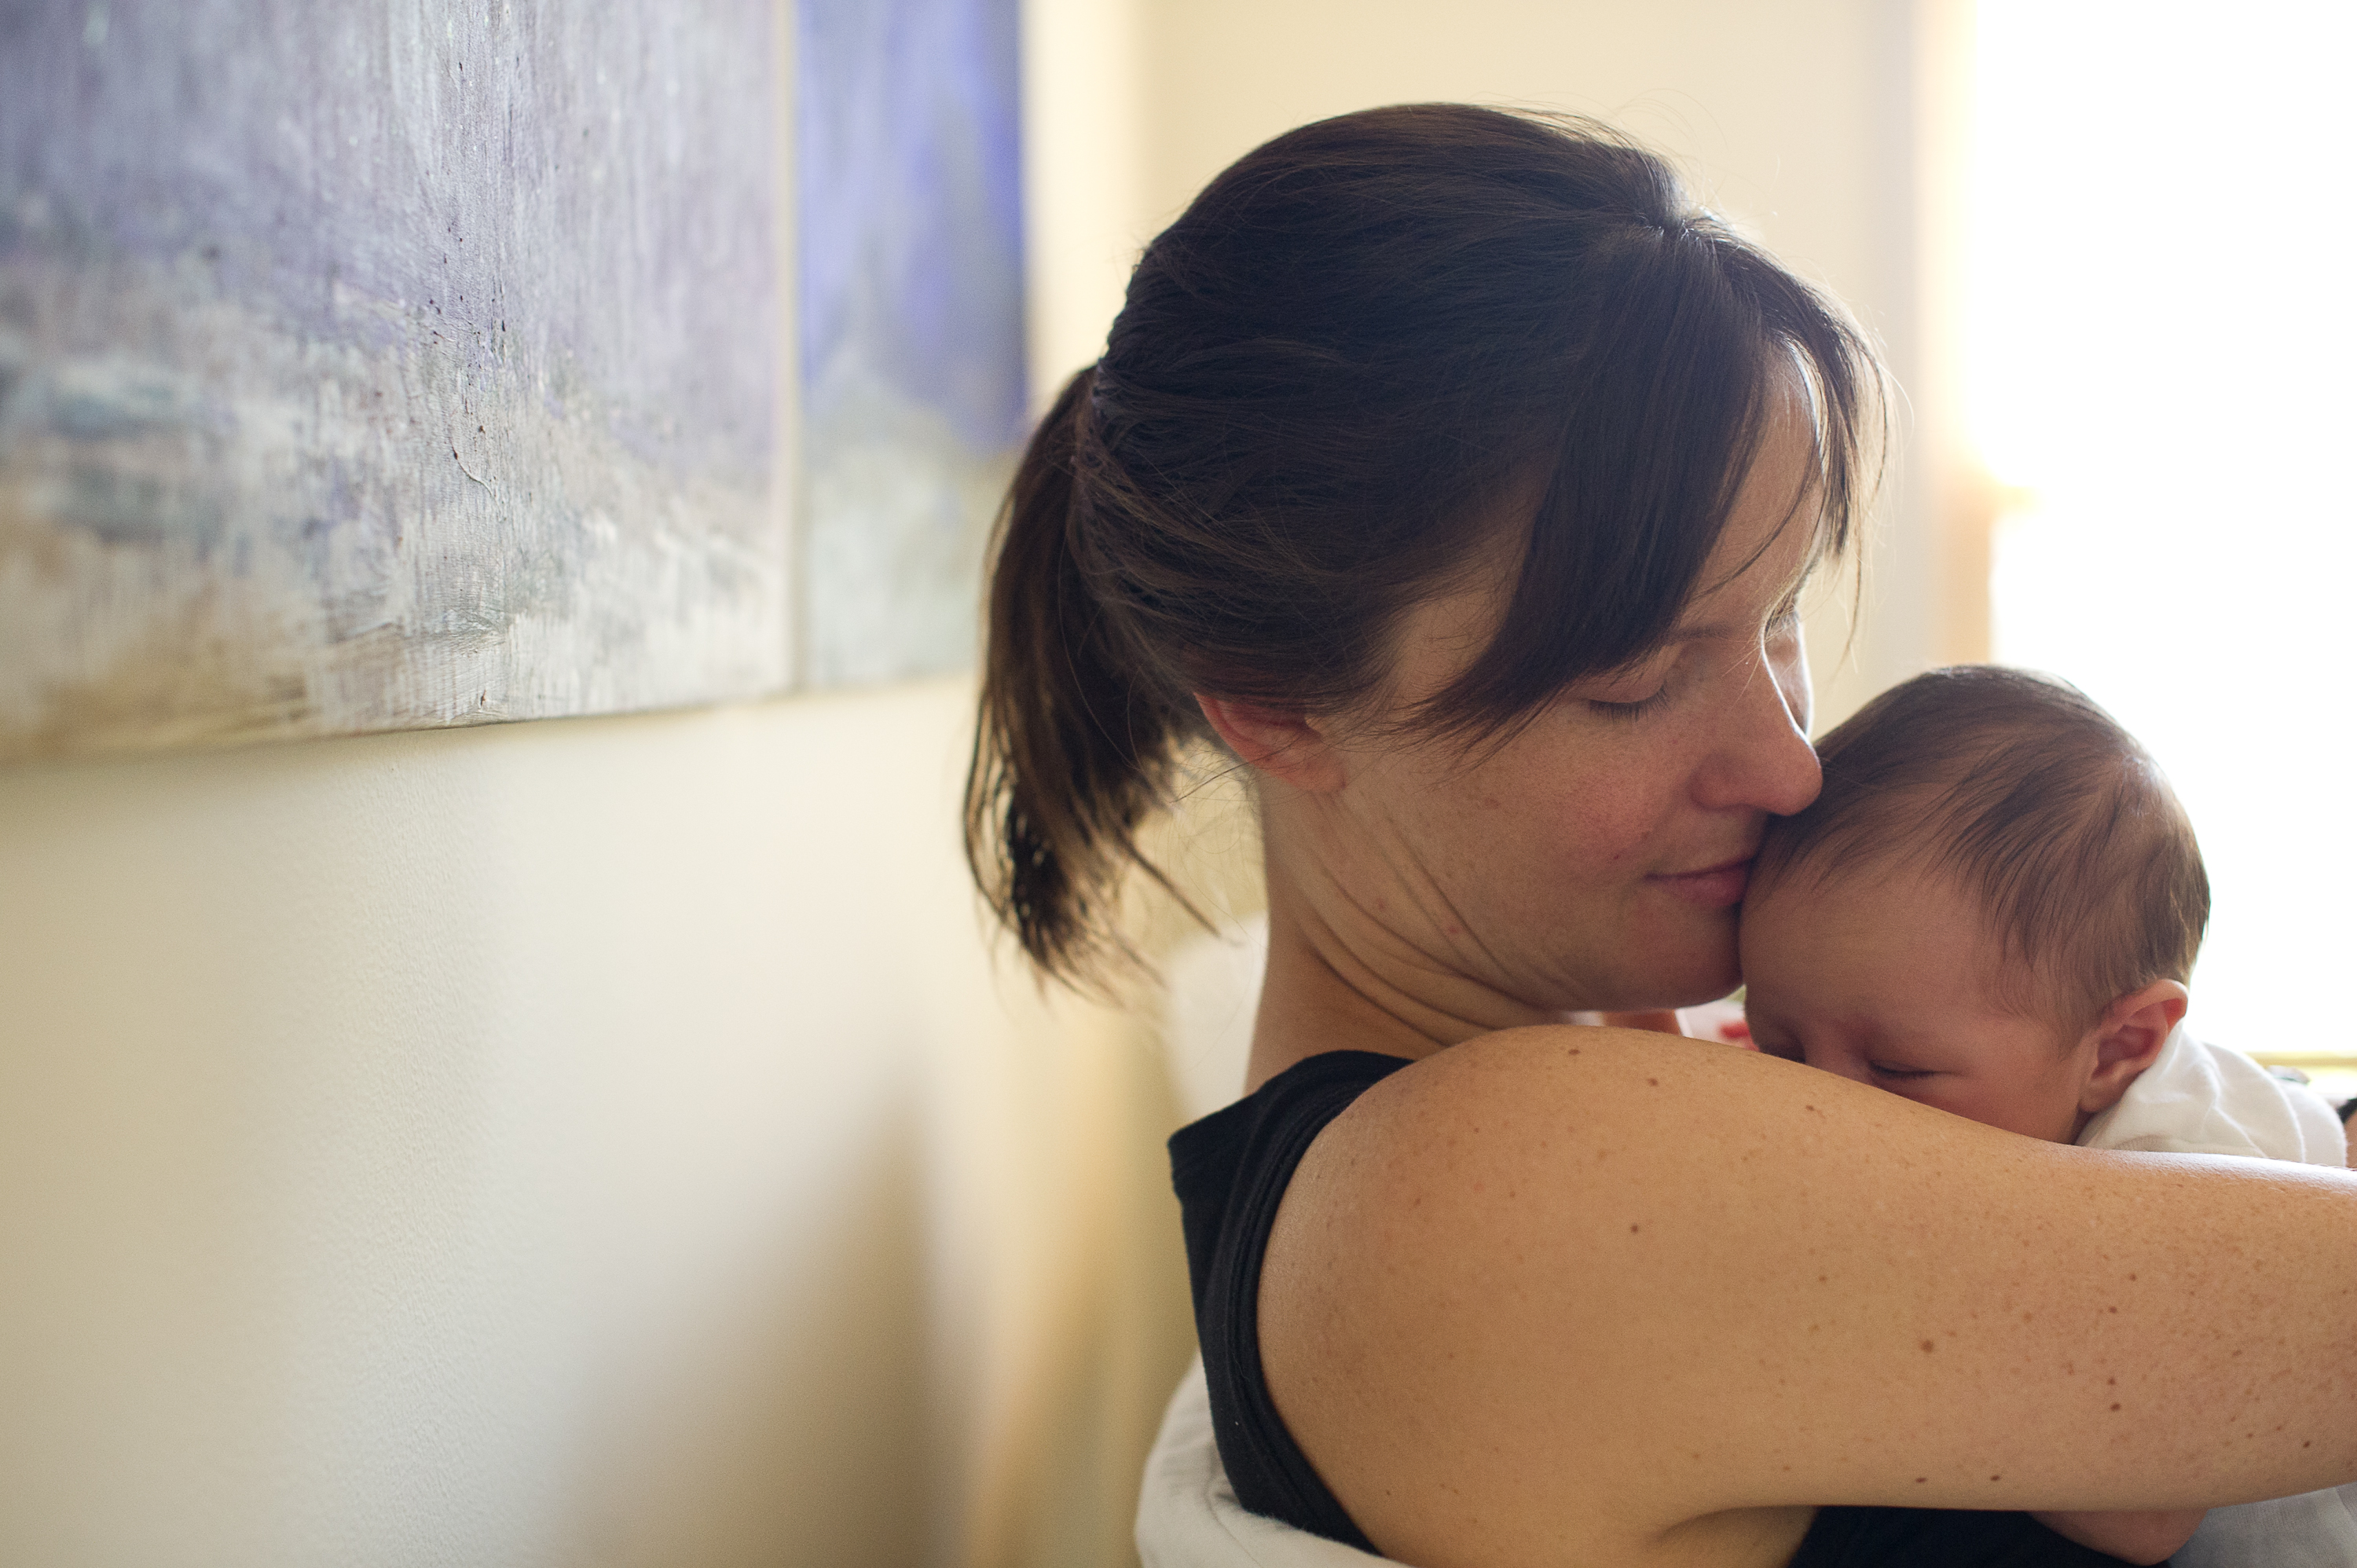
xmin=0 ymin=5 xmax=1951 ymax=1566
xmin=5 ymin=697 xmax=958 ymax=1566
xmin=0 ymin=683 xmax=1186 ymax=1567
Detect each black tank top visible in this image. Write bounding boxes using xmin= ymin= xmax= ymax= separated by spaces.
xmin=1168 ymin=1049 xmax=2145 ymax=1566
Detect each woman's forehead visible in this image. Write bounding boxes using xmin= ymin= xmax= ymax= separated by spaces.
xmin=1371 ymin=364 xmax=1834 ymax=718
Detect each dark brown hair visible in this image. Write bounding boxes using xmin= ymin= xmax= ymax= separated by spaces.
xmin=967 ymin=104 xmax=1885 ymax=983
xmin=1754 ymin=666 xmax=2210 ymax=1026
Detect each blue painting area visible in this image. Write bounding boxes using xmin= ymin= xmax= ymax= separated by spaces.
xmin=797 ymin=0 xmax=1028 ymax=685
xmin=0 ymin=1 xmax=783 ymax=757
xmin=0 ymin=0 xmax=775 ymax=489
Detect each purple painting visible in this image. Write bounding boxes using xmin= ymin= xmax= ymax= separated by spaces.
xmin=0 ymin=2 xmax=781 ymax=759
xmin=797 ymin=0 xmax=1027 ymax=685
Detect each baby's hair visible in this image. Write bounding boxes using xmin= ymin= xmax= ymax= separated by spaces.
xmin=1755 ymin=666 xmax=2209 ymax=1028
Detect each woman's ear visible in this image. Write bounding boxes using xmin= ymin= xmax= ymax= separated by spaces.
xmin=2077 ymin=980 xmax=2190 ymax=1116
xmin=1193 ymin=694 xmax=1348 ymax=793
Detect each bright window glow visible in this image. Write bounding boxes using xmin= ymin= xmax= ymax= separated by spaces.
xmin=1974 ymin=2 xmax=2357 ymax=1060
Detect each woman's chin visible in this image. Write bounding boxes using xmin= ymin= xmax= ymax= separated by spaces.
xmin=1598 ymin=943 xmax=1741 ymax=1013
xmin=1619 ymin=909 xmax=1742 ymax=1005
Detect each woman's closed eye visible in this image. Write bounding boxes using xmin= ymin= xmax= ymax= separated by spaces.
xmin=1588 ymin=685 xmax=1673 ymax=721
xmin=1580 ymin=655 xmax=1681 ymax=720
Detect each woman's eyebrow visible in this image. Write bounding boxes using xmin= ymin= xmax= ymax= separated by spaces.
xmin=1672 ymin=590 xmax=1806 ymax=644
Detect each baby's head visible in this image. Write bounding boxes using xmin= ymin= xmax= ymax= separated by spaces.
xmin=1741 ymin=667 xmax=2209 ymax=1142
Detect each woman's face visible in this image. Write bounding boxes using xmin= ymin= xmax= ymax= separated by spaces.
xmin=1310 ymin=401 xmax=1825 ymax=1015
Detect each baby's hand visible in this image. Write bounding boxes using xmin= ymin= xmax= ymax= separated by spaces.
xmin=2031 ymin=1507 xmax=2206 ymax=1564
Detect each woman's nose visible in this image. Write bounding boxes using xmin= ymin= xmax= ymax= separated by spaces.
xmin=1695 ymin=658 xmax=1821 ymax=817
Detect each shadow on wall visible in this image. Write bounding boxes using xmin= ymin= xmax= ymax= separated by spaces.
xmin=566 ymin=1102 xmax=929 ymax=1566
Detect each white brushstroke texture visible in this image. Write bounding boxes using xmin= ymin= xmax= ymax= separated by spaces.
xmin=0 ymin=0 xmax=781 ymax=760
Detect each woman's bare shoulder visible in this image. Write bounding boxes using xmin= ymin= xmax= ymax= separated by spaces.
xmin=1259 ymin=1025 xmax=2357 ymax=1568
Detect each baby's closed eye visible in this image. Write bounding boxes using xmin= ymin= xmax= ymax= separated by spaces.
xmin=1867 ymin=1061 xmax=1937 ymax=1082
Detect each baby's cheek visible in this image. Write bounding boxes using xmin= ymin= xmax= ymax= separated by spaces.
xmin=1945 ymin=1082 xmax=2076 ymax=1142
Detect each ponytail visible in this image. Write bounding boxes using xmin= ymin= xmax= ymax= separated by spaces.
xmin=964 ymin=365 xmax=1198 ymax=987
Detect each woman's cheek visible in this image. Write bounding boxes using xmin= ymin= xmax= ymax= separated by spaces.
xmin=1576 ymin=801 xmax=1666 ymax=870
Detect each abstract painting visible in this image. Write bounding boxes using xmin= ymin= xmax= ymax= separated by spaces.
xmin=0 ymin=2 xmax=782 ymax=760
xmin=797 ymin=0 xmax=1028 ymax=687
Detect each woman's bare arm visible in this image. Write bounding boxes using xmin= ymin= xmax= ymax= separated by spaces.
xmin=1260 ymin=1026 xmax=2357 ymax=1568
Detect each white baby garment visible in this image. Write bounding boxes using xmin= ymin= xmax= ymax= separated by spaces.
xmin=2077 ymin=1024 xmax=2346 ymax=1167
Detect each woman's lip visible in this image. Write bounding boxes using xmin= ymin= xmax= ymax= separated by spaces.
xmin=1647 ymin=856 xmax=1753 ymax=908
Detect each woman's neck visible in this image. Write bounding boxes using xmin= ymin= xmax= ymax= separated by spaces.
xmin=1244 ymin=868 xmax=1580 ymax=1092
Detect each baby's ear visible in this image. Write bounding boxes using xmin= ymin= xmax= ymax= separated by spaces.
xmin=2077 ymin=980 xmax=2190 ymax=1116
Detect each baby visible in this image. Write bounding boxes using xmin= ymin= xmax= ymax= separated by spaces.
xmin=1739 ymin=665 xmax=2350 ymax=1566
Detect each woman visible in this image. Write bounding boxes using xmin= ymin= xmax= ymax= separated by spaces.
xmin=966 ymin=104 xmax=2357 ymax=1566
